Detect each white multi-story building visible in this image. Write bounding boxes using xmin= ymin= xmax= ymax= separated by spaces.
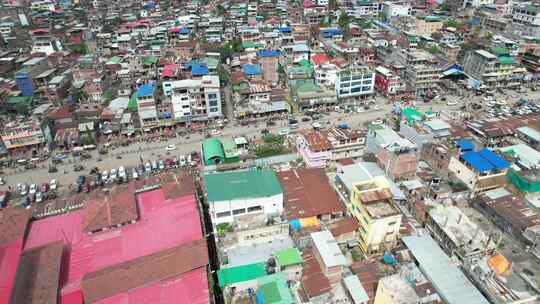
xmin=335 ymin=64 xmax=375 ymax=100
xmin=315 ymin=64 xmax=338 ymax=88
xmin=463 ymin=0 xmax=494 ymax=8
xmin=511 ymin=3 xmax=540 ymax=38
xmin=203 ymin=170 xmax=284 ymax=230
xmin=165 ymin=75 xmax=222 ymax=122
xmin=382 ymin=1 xmax=412 ymax=18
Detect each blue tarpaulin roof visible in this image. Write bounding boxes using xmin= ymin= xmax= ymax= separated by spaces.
xmin=321 ymin=28 xmax=342 ymax=38
xmin=478 ymin=148 xmax=509 ymax=169
xmin=382 ymin=251 xmax=397 ymax=266
xmin=257 ymin=50 xmax=280 ymax=57
xmin=461 ymin=151 xmax=494 ymax=173
xmin=179 ymin=28 xmax=190 ymax=34
xmin=137 ymin=83 xmax=154 ymax=97
xmin=278 ymin=27 xmax=291 ymax=33
xmin=289 ymin=219 xmax=300 ymax=231
xmin=242 ymin=64 xmax=262 ymax=76
xmin=191 ymin=63 xmax=209 ymax=76
xmin=456 ymin=139 xmax=474 ymax=151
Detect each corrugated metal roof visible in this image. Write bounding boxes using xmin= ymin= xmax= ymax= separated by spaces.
xmin=310 ymin=230 xmax=347 ymax=268
xmin=343 ymin=275 xmax=369 ymax=304
xmin=402 ymin=233 xmax=490 ymax=304
xmin=204 ymin=170 xmax=282 ymax=202
xmin=217 ymin=262 xmax=266 ymax=287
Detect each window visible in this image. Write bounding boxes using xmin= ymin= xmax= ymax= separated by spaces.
xmin=388 ymin=221 xmax=396 ymax=226
xmin=247 ymin=206 xmax=262 ymax=212
xmin=232 ymin=208 xmax=246 ymax=215
xmin=210 ymin=107 xmax=218 ymax=112
xmin=208 ymin=93 xmax=217 ymax=99
xmin=216 ymin=211 xmax=231 ymax=218
xmin=209 ymin=99 xmax=218 ymax=107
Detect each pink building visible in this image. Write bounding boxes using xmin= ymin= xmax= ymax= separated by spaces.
xmin=297 ymin=130 xmax=332 ymax=168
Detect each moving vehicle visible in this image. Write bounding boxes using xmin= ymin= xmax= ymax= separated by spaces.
xmin=278 ymin=129 xmax=289 ymax=136
xmin=165 ymin=144 xmax=177 ymax=151
xmin=210 ymin=129 xmax=222 ymax=136
xmin=50 ymin=179 xmax=58 ymax=191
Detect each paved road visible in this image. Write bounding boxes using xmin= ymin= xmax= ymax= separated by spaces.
xmin=0 ymin=101 xmax=462 ymax=190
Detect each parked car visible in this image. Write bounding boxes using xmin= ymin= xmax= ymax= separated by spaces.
xmin=52 ymin=153 xmax=68 ymax=161
xmin=278 ymin=129 xmax=289 ymax=136
xmin=102 ymin=171 xmax=109 ymax=183
xmin=41 ymin=183 xmax=49 ymax=193
xmin=145 ymin=162 xmax=152 ymax=174
xmin=132 ymin=169 xmax=139 ymax=180
xmin=165 ymin=144 xmax=177 ymax=151
xmin=29 ymin=183 xmax=37 ymax=195
xmin=180 ymin=155 xmax=187 ymax=167
xmin=50 ymin=179 xmax=58 ymax=191
xmin=164 ymin=158 xmax=173 ymax=168
xmin=81 ymin=184 xmax=90 ymax=193
xmin=158 ymin=160 xmax=165 ymax=170
xmin=0 ymin=191 xmax=8 ymax=207
xmin=151 ymin=160 xmax=158 ymax=171
xmin=77 ymin=175 xmax=86 ymax=185
xmin=136 ymin=164 xmax=144 ymax=175
xmin=118 ymin=166 xmax=126 ymax=179
xmin=20 ymin=196 xmax=30 ymax=208
xmin=110 ymin=168 xmax=117 ymax=181
xmin=210 ymin=129 xmax=221 ymax=136
xmin=35 ymin=192 xmax=43 ymax=203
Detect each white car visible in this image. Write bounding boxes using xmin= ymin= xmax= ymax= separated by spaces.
xmin=50 ymin=179 xmax=58 ymax=191
xmin=29 ymin=183 xmax=37 ymax=195
xmin=118 ymin=166 xmax=126 ymax=179
xmin=446 ymin=100 xmax=458 ymax=106
xmin=102 ymin=171 xmax=109 ymax=183
xmin=110 ymin=168 xmax=117 ymax=181
xmin=165 ymin=144 xmax=177 ymax=151
xmin=132 ymin=169 xmax=139 ymax=180
xmin=36 ymin=192 xmax=43 ymax=203
xmin=210 ymin=129 xmax=221 ymax=136
xmin=180 ymin=155 xmax=187 ymax=167
xmin=278 ymin=129 xmax=289 ymax=136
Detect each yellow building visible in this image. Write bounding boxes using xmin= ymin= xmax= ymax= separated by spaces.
xmin=349 ymin=177 xmax=402 ymax=254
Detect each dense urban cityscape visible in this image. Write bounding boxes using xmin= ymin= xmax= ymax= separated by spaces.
xmin=0 ymin=0 xmax=540 ymax=303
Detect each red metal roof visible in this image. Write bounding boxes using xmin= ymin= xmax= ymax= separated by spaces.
xmin=0 ymin=240 xmax=23 ymax=304
xmin=278 ymin=168 xmax=345 ymax=219
xmin=23 ymin=184 xmax=204 ymax=304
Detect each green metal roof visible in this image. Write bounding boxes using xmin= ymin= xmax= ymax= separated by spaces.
xmin=296 ymin=82 xmax=322 ymax=93
xmin=297 ymin=59 xmax=312 ymax=68
xmin=498 ymin=56 xmax=515 ymax=65
xmin=491 ymin=47 xmax=509 ymax=55
xmin=257 ymin=273 xmax=294 ymax=304
xmin=221 ymin=138 xmax=238 ymax=158
xmin=204 ymin=169 xmax=282 ymax=201
xmin=106 ymin=56 xmax=122 ymax=64
xmin=6 ymin=96 xmax=33 ymax=105
xmin=202 ymin=138 xmax=225 ymax=163
xmin=128 ymin=92 xmax=138 ymax=111
xmin=275 ymin=248 xmax=302 ymax=267
xmin=402 ymin=107 xmax=423 ymax=121
xmin=217 ymin=262 xmax=266 ymax=287
xmin=142 ymin=55 xmax=159 ymax=66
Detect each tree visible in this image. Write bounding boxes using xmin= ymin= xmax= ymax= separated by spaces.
xmin=444 ymin=18 xmax=459 ymax=28
xmin=337 ymin=10 xmax=350 ymax=32
xmin=357 ymin=18 xmax=372 ymax=29
xmin=215 ymin=4 xmax=225 ymax=16
xmin=430 ymin=31 xmax=442 ymax=41
xmin=427 ymin=45 xmax=439 ymax=54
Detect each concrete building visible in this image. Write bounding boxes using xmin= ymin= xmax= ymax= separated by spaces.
xmin=463 ymin=49 xmax=518 ymax=88
xmin=399 ymin=49 xmax=441 ymax=92
xmin=399 ymin=118 xmax=451 ymax=154
xmin=203 ymin=170 xmax=283 ymax=229
xmin=0 ymin=122 xmax=45 ymax=158
xmin=325 ymin=128 xmax=366 ymax=160
xmin=426 ymin=204 xmax=497 ymax=263
xmin=310 ymin=230 xmax=348 ymax=285
xmin=335 ymin=64 xmax=375 ymax=100
xmin=296 ymin=129 xmax=332 ymax=168
xmin=135 ymin=84 xmax=158 ymax=130
xmin=314 ymin=63 xmax=338 ymax=89
xmin=374 ymin=66 xmax=405 ymax=97
xmin=463 ymin=0 xmax=494 ymax=8
xmin=165 ymin=75 xmax=222 ymax=122
xmin=382 ymin=1 xmax=412 ymax=19
xmin=511 ymin=3 xmax=540 ymax=38
xmin=367 ymin=124 xmax=418 ymax=180
xmin=374 ymin=274 xmax=421 ymax=304
xmin=414 ymin=16 xmax=443 ymax=35
xmin=448 ymin=148 xmax=509 ymax=195
xmin=403 ymin=233 xmax=490 ymax=304
xmin=349 ymin=176 xmax=402 ymax=254
xmin=257 ymin=50 xmax=280 ymax=86
xmin=295 ymin=82 xmax=337 ymax=111
xmin=15 ymin=57 xmax=50 ymax=97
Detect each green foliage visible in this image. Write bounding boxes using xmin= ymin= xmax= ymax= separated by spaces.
xmin=215 ymin=4 xmax=225 ymax=16
xmin=15 ymin=102 xmax=30 ymax=115
xmin=430 ymin=31 xmax=442 ymax=41
xmin=427 ymin=45 xmax=439 ymax=54
xmin=338 ymin=10 xmax=350 ymax=31
xmin=219 ymin=39 xmax=243 ymax=63
xmin=444 ymin=18 xmax=459 ymax=28
xmin=218 ymin=65 xmax=229 ymax=85
xmin=216 ymin=223 xmax=233 ymax=237
xmin=328 ymin=0 xmax=337 ymax=11
xmin=262 ymin=134 xmax=284 ymax=144
xmin=351 ymin=247 xmax=362 ymax=261
xmin=254 ymin=145 xmax=285 ymax=158
xmin=68 ymin=43 xmax=88 ymax=55
xmin=357 ymin=18 xmax=372 ymax=29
